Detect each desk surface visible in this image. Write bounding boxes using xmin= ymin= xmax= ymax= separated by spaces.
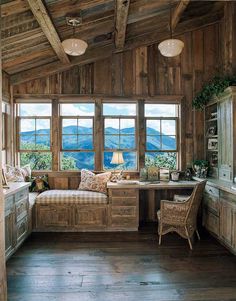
xmin=107 ymin=180 xmax=197 ymax=189
xmin=3 ymin=182 xmax=30 ymax=198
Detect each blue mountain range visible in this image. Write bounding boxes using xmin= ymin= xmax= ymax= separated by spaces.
xmin=20 ymin=126 xmax=176 ymax=170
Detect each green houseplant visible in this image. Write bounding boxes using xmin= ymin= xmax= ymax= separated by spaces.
xmin=193 ymin=76 xmax=236 ymax=110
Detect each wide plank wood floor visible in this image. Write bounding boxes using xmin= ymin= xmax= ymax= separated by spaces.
xmin=6 ymin=227 xmax=236 ymax=301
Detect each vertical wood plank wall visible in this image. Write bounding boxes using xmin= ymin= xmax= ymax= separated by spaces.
xmin=13 ymin=23 xmax=222 ymax=169
xmin=0 ymin=5 xmax=8 ymax=300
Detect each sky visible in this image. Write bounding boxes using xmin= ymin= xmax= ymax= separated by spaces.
xmin=19 ymin=103 xmax=177 ymax=135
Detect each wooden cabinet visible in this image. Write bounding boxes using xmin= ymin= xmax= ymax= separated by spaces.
xmin=109 ymin=188 xmax=139 ymax=231
xmin=218 ymin=90 xmax=234 ymax=181
xmin=204 ymin=87 xmax=236 ymax=181
xmin=36 ymin=204 xmax=71 ymax=229
xmin=74 ymin=206 xmax=107 ymax=229
xmin=4 ymin=183 xmax=30 ymax=260
xmin=203 ymin=183 xmax=236 ymax=255
xmin=4 ymin=197 xmax=15 ymax=259
xmin=219 ymin=191 xmax=236 ymax=252
xmin=203 ymin=185 xmax=220 ymax=237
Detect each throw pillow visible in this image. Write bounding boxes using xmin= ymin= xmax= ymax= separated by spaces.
xmin=78 ymin=169 xmax=111 ymax=194
xmin=29 ymin=175 xmax=50 ymax=193
xmin=20 ymin=164 xmax=32 ymax=181
xmin=4 ymin=165 xmax=25 ymax=182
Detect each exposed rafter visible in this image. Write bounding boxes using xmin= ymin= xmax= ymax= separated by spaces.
xmin=10 ymin=6 xmax=223 ymax=85
xmin=11 ymin=44 xmax=114 ymax=85
xmin=171 ymin=0 xmax=190 ymax=31
xmin=27 ymin=0 xmax=70 ymax=64
xmin=115 ymin=0 xmax=131 ymax=50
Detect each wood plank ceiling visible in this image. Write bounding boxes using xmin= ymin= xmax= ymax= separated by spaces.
xmin=1 ymin=0 xmax=224 ymax=82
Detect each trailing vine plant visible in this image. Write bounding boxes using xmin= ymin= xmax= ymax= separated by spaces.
xmin=193 ymin=75 xmax=236 ymax=110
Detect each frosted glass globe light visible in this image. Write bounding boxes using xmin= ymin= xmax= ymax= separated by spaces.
xmin=158 ymin=39 xmax=184 ymax=57
xmin=62 ymin=38 xmax=88 ymax=56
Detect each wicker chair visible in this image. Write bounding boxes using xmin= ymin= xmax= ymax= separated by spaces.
xmin=157 ymin=180 xmax=207 ymax=250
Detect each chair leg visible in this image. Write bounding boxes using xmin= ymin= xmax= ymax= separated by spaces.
xmin=158 ymin=224 xmax=162 ymax=245
xmin=187 ymin=237 xmax=193 ymax=250
xmin=196 ymin=229 xmax=200 ymax=241
xmin=159 ymin=233 xmax=162 ymax=245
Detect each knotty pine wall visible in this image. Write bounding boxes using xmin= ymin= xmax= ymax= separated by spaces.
xmin=13 ymin=23 xmax=223 ymax=171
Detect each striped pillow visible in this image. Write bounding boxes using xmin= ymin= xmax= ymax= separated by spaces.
xmin=78 ymin=169 xmax=111 ymax=194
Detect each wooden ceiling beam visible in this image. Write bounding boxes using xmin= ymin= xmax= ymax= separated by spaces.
xmin=10 ymin=44 xmax=114 ymax=85
xmin=115 ymin=0 xmax=130 ymax=50
xmin=171 ymin=0 xmax=190 ymax=31
xmin=1 ymin=0 xmax=30 ymax=17
xmin=10 ymin=9 xmax=223 ymax=85
xmin=26 ymin=0 xmax=70 ymax=64
xmin=125 ymin=10 xmax=223 ymax=50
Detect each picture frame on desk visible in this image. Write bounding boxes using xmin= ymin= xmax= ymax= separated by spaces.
xmin=159 ymin=168 xmax=170 ymax=182
xmin=147 ymin=166 xmax=159 ymax=182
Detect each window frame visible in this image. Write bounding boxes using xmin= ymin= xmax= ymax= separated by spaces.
xmin=16 ymin=103 xmax=53 ymax=171
xmin=59 ymin=103 xmax=95 ymax=171
xmin=14 ymin=98 xmax=182 ymax=172
xmin=144 ymin=103 xmax=180 ymax=169
xmin=102 ymin=102 xmax=138 ymax=171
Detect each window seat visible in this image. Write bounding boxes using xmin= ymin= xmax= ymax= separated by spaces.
xmin=34 ymin=190 xmax=109 ymax=232
xmin=36 ymin=190 xmax=108 ymax=205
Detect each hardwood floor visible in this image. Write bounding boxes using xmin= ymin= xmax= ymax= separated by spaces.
xmin=6 ymin=227 xmax=236 ymax=301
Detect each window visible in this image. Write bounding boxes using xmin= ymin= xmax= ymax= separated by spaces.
xmin=103 ymin=103 xmax=137 ymax=170
xmin=60 ymin=103 xmax=95 ymax=170
xmin=145 ymin=104 xmax=179 ymax=170
xmin=17 ymin=103 xmax=52 ymax=170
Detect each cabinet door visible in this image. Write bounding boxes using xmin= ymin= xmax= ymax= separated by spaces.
xmin=36 ymin=204 xmax=71 ymax=228
xmin=220 ymin=200 xmax=233 ymax=247
xmin=5 ymin=207 xmax=15 ymax=259
xmin=218 ymin=97 xmax=233 ymax=180
xmin=232 ymin=209 xmax=236 ymax=251
xmin=74 ymin=206 xmax=107 ymax=228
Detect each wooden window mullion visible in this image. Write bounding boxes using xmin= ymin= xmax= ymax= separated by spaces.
xmin=51 ymin=98 xmax=59 ymax=171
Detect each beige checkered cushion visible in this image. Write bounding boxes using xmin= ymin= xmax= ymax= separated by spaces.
xmin=36 ymin=190 xmax=108 ymax=205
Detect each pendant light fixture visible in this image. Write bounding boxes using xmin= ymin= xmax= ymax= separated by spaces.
xmin=158 ymin=1 xmax=184 ymax=57
xmin=62 ymin=17 xmax=88 ymax=56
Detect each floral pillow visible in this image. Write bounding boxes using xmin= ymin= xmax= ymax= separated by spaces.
xmin=20 ymin=164 xmax=32 ymax=181
xmin=4 ymin=165 xmax=25 ymax=182
xmin=78 ymin=169 xmax=111 ymax=194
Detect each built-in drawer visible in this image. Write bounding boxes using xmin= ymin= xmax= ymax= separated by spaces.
xmin=219 ymin=168 xmax=232 ymax=182
xmin=203 ymin=194 xmax=219 ymax=216
xmin=15 ymin=189 xmax=28 ymax=202
xmin=111 ymin=197 xmax=137 ymax=206
xmin=5 ymin=196 xmax=14 ymax=212
xmin=16 ymin=198 xmax=28 ymax=222
xmin=16 ymin=216 xmax=28 ymax=244
xmin=111 ymin=206 xmax=136 ymax=217
xmin=110 ymin=216 xmax=137 ymax=229
xmin=203 ymin=209 xmax=219 ymax=237
xmin=205 ymin=185 xmax=220 ymax=198
xmin=111 ymin=189 xmax=137 ymax=198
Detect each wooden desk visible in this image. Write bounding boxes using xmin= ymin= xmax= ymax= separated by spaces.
xmin=107 ymin=180 xmax=197 ymax=231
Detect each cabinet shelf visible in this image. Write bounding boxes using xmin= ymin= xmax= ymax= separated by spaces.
xmin=206 ymin=118 xmax=218 ymax=122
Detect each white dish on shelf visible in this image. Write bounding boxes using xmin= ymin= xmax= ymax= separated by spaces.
xmin=116 ymin=180 xmax=138 ymax=185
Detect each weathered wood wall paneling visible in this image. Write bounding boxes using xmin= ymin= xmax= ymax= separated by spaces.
xmin=13 ymin=23 xmax=223 ymax=168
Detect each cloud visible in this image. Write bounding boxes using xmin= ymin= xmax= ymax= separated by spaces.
xmin=61 ymin=104 xmax=94 ymax=116
xmin=145 ymin=104 xmax=177 ymax=117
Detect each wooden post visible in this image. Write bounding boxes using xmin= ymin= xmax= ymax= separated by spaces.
xmin=51 ymin=98 xmax=59 ymax=171
xmin=0 ymin=4 xmax=7 ymax=300
xmin=94 ymin=99 xmax=102 ymax=171
xmin=138 ymin=99 xmax=145 ymax=169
